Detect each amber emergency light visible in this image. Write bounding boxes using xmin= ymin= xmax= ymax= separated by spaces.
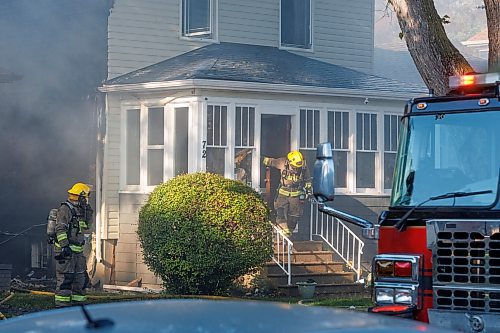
xmin=449 ymin=72 xmax=500 ymax=89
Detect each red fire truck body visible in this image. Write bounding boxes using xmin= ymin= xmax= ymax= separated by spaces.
xmin=313 ymin=73 xmax=500 ymax=332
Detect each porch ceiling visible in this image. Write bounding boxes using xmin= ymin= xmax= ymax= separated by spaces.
xmin=102 ymin=42 xmax=426 ymax=96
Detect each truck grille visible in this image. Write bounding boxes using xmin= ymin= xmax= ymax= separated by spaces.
xmin=435 ymin=288 xmax=500 ymax=312
xmin=428 ymin=220 xmax=500 ymax=312
xmin=435 ymin=230 xmax=500 ymax=284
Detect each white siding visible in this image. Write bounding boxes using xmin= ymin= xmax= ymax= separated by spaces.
xmin=217 ymin=0 xmax=279 ymax=46
xmin=103 ymin=95 xmax=122 ymax=239
xmin=108 ymin=0 xmax=374 ymax=78
xmin=108 ymin=0 xmax=205 ymax=79
xmin=309 ymin=0 xmax=374 ymax=71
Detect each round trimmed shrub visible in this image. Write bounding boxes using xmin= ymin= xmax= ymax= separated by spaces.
xmin=137 ymin=172 xmax=272 ymax=295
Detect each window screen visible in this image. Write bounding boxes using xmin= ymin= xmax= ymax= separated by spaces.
xmin=356 ymin=112 xmax=377 ymax=188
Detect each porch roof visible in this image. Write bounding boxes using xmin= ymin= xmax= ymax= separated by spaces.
xmin=104 ymin=42 xmax=426 ymax=95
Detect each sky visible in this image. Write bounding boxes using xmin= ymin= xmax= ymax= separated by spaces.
xmin=372 ymin=0 xmax=488 ymax=84
xmin=374 ymin=0 xmax=487 ymax=47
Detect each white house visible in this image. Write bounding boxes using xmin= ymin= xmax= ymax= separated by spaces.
xmin=96 ymin=0 xmax=425 ymax=287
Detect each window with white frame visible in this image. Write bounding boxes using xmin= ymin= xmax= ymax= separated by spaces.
xmin=356 ymin=112 xmax=377 ymax=189
xmin=206 ymin=104 xmax=227 ymax=176
xmin=384 ymin=114 xmax=402 ymax=189
xmin=300 ymin=108 xmax=320 ymax=169
xmin=174 ymin=107 xmax=189 ymax=176
xmin=147 ymin=107 xmax=165 ymax=186
xmin=125 ymin=107 xmax=165 ymax=187
xmin=280 ymin=0 xmax=312 ymax=49
xmin=234 ymin=106 xmax=255 ymax=186
xmin=126 ymin=109 xmax=140 ymax=186
xmin=182 ymin=0 xmax=213 ymax=38
xmin=327 ymin=111 xmax=349 ymax=188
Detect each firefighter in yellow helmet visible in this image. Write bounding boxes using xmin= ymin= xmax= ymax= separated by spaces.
xmin=54 ymin=182 xmax=93 ymax=307
xmin=263 ymin=151 xmax=312 ymax=237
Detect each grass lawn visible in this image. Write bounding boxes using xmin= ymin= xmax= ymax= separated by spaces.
xmin=0 ymin=291 xmax=372 ymax=319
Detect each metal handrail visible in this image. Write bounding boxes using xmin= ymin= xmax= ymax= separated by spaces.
xmin=271 ymin=224 xmax=293 ymax=285
xmin=309 ymin=201 xmax=365 ymax=281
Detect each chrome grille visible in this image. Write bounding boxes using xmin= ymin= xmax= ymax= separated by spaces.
xmin=435 ymin=287 xmax=500 ymax=312
xmin=435 ymin=230 xmax=500 ymax=285
xmin=428 ymin=219 xmax=500 ymax=312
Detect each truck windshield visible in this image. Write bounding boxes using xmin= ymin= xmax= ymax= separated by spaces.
xmin=391 ymin=109 xmax=499 ymax=207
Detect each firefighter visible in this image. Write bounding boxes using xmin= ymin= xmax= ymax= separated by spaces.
xmin=263 ymin=151 xmax=311 ymax=237
xmin=54 ymin=182 xmax=93 ymax=307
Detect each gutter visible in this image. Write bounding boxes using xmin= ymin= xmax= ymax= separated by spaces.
xmin=99 ymin=79 xmax=426 ymax=100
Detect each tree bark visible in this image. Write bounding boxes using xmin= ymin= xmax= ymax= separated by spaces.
xmin=389 ymin=0 xmax=474 ymax=95
xmin=484 ymin=0 xmax=500 ymax=71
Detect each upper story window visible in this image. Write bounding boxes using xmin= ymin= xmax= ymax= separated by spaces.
xmin=182 ymin=0 xmax=214 ymax=38
xmin=280 ymin=0 xmax=312 ymax=49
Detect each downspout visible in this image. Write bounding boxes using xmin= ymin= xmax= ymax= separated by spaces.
xmin=95 ymin=0 xmax=114 ymax=265
xmin=95 ymin=157 xmax=102 ymax=263
xmin=95 ymin=92 xmax=107 ymax=263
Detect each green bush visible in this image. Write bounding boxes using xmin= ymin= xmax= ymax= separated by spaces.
xmin=137 ymin=172 xmax=273 ymax=295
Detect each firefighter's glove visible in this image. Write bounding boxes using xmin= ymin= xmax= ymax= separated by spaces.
xmin=304 ymin=183 xmax=313 ymax=196
xmin=83 ymin=203 xmax=93 ymax=222
xmin=78 ymin=195 xmax=88 ymax=207
xmin=61 ymin=246 xmax=72 ymax=259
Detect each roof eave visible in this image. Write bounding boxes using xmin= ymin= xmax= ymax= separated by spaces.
xmin=99 ymin=79 xmax=425 ymax=101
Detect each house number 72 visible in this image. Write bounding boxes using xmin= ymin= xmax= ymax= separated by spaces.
xmin=202 ymin=140 xmax=207 ymax=158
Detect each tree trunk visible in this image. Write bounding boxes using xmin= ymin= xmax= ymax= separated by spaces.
xmin=484 ymin=0 xmax=500 ymax=71
xmin=389 ymin=0 xmax=474 ymax=95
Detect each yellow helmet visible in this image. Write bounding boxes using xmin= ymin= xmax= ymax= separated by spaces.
xmin=287 ymin=150 xmax=304 ymax=168
xmin=68 ymin=183 xmax=91 ymax=198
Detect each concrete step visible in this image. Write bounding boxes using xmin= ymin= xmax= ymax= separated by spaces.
xmin=272 ymin=251 xmax=334 ymax=263
xmin=267 ymin=271 xmax=355 ymax=286
xmin=291 ymin=251 xmax=333 ymax=263
xmin=265 ymin=261 xmax=344 ymax=275
xmin=277 ymin=283 xmax=369 ymax=298
xmin=292 ymin=241 xmax=323 ymax=252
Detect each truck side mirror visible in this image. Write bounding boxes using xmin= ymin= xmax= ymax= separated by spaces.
xmin=313 ymin=143 xmax=335 ymax=203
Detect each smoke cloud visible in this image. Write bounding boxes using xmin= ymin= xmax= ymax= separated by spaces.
xmin=0 ymin=0 xmax=110 ymax=264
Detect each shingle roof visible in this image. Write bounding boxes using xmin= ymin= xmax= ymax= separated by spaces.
xmin=105 ymin=42 xmax=426 ymax=94
xmin=466 ymin=28 xmax=488 ymax=43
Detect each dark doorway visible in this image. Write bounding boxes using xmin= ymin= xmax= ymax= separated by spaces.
xmin=260 ymin=115 xmax=291 ymax=207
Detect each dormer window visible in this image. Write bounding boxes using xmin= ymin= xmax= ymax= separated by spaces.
xmin=280 ymin=0 xmax=312 ymax=49
xmin=182 ymin=0 xmax=213 ymax=38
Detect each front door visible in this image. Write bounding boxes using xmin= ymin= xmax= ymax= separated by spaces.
xmin=260 ymin=115 xmax=291 ymax=207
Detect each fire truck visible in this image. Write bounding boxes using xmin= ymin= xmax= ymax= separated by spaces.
xmin=313 ymin=73 xmax=500 ymax=332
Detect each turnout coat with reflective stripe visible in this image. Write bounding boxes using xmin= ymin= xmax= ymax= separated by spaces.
xmin=263 ymin=157 xmax=309 ymax=196
xmin=55 ymin=202 xmax=92 ymax=253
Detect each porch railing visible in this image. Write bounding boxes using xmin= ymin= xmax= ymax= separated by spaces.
xmin=309 ymin=200 xmax=365 ymax=282
xmin=271 ymin=224 xmax=293 ymax=285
